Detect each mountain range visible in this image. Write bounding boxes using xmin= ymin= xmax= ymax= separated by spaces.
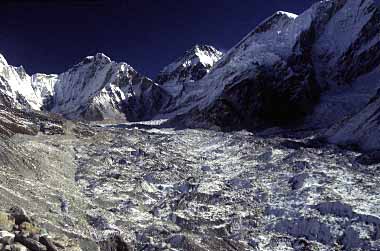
xmin=2 ymin=0 xmax=380 ymax=151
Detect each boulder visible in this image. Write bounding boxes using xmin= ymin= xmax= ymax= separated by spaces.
xmin=0 ymin=213 xmax=15 ymax=232
xmin=289 ymin=173 xmax=309 ymax=190
xmin=0 ymin=231 xmax=15 ymax=245
xmin=9 ymin=207 xmax=30 ymax=225
xmin=39 ymin=122 xmax=64 ymax=135
xmin=14 ymin=234 xmax=47 ymax=251
xmin=313 ymin=201 xmax=354 ymax=219
xmin=11 ymin=243 xmax=28 ymax=251
xmin=356 ymin=151 xmax=380 ymax=165
xmin=39 ymin=236 xmax=58 ymax=251
xmin=97 ymin=235 xmax=132 ymax=251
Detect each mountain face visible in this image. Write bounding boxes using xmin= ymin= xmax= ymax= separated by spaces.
xmin=49 ymin=53 xmax=169 ymax=121
xmin=0 ymin=53 xmax=170 ymax=121
xmin=164 ymin=0 xmax=380 ymax=131
xmin=327 ymin=89 xmax=380 ymax=151
xmin=0 ymin=54 xmax=46 ymax=110
xmin=155 ymin=45 xmax=223 ymax=104
xmin=156 ymin=45 xmax=223 ymax=86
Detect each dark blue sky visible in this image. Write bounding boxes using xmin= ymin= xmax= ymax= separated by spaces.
xmin=1 ymin=0 xmax=379 ymax=78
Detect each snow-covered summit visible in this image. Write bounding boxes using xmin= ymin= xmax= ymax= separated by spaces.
xmin=156 ymin=44 xmax=223 ymax=85
xmin=0 ymin=53 xmax=8 ymax=66
xmin=276 ymin=11 xmax=298 ymax=19
xmin=81 ymin=52 xmax=112 ymax=65
xmin=49 ymin=52 xmax=170 ymax=120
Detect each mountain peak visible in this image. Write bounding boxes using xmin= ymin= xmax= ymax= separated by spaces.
xmin=156 ymin=44 xmax=223 ymax=85
xmin=190 ymin=44 xmax=220 ymax=53
xmin=275 ymin=11 xmax=298 ymax=19
xmin=14 ymin=65 xmax=28 ymax=79
xmin=82 ymin=52 xmax=112 ymax=65
xmin=0 ymin=53 xmax=8 ymax=66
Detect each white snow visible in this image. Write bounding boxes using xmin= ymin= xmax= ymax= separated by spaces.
xmin=276 ymin=11 xmax=298 ymax=19
xmin=161 ymin=45 xmax=222 ymax=75
xmin=312 ymin=0 xmax=378 ymax=87
xmin=0 ymin=58 xmax=44 ymax=110
xmin=0 ymin=53 xmax=8 ymax=66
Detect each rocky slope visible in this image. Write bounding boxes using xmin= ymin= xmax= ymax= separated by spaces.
xmin=163 ymin=0 xmax=380 ymax=132
xmin=0 ymin=104 xmax=64 ymax=137
xmin=0 ymin=207 xmax=72 ymax=251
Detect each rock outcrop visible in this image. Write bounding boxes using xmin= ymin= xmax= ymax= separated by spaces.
xmin=0 ymin=104 xmax=64 ymax=137
xmin=0 ymin=208 xmax=60 ymax=251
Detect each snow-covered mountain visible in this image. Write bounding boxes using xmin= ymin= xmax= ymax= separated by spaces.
xmin=2 ymin=0 xmax=380 ymax=146
xmin=0 ymin=54 xmax=47 ymax=110
xmin=164 ymin=0 xmax=380 ymax=131
xmin=0 ymin=52 xmax=170 ymax=121
xmin=49 ymin=53 xmax=169 ymax=121
xmin=155 ymin=45 xmax=223 ymax=101
xmin=156 ymin=45 xmax=223 ymax=85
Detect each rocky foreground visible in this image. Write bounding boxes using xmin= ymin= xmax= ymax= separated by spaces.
xmin=0 ymin=117 xmax=379 ymax=250
xmin=0 ymin=207 xmax=62 ymax=251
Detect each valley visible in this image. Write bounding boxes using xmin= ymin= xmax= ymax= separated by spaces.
xmin=1 ymin=121 xmax=379 ymax=250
